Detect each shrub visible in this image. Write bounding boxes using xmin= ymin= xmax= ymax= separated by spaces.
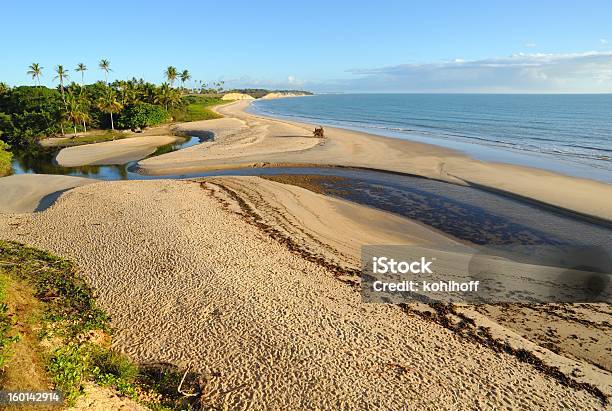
xmin=0 ymin=86 xmax=64 ymax=146
xmin=117 ymin=103 xmax=168 ymax=130
xmin=0 ymin=140 xmax=12 ymax=176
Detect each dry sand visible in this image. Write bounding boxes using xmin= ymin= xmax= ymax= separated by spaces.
xmin=0 ymin=174 xmax=97 ymax=213
xmin=0 ymin=178 xmax=607 ymax=409
xmin=55 ymin=135 xmax=180 ymax=167
xmin=137 ymin=100 xmax=612 ymax=222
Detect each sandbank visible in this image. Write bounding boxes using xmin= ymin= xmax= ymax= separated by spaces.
xmin=55 ymin=135 xmax=180 ymax=167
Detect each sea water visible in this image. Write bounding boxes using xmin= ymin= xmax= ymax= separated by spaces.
xmin=250 ymin=94 xmax=612 ymax=183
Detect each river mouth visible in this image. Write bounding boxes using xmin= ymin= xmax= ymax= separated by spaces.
xmin=7 ymin=137 xmax=612 ymax=247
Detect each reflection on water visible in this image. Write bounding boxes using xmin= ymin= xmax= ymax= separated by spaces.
xmin=10 ymin=135 xmax=208 ymax=180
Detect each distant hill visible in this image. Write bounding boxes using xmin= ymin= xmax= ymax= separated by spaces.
xmin=227 ymin=89 xmax=313 ymax=99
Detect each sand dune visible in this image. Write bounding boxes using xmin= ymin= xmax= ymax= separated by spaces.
xmin=137 ymin=100 xmax=612 ymax=222
xmin=0 ymin=178 xmax=605 ymax=409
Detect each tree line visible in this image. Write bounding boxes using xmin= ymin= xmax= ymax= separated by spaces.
xmin=0 ymin=60 xmax=225 ymax=147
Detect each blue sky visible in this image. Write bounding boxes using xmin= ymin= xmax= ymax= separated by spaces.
xmin=2 ymin=1 xmax=611 ymax=92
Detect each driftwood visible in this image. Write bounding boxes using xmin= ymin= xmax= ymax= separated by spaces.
xmin=313 ymin=126 xmax=325 ymax=138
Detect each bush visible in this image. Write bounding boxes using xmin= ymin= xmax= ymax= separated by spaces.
xmin=0 ymin=140 xmax=12 ymax=176
xmin=117 ymin=103 xmax=168 ymax=130
xmin=92 ymin=349 xmax=139 ymax=383
xmin=0 ymin=86 xmax=64 ymax=146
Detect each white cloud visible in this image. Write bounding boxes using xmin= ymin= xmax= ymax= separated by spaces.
xmin=314 ymin=51 xmax=612 ymax=93
xmin=223 ymin=74 xmax=309 ymax=90
xmin=287 ymin=75 xmax=304 ymax=86
xmin=222 ymin=51 xmax=612 ymax=93
xmin=524 ymin=42 xmax=537 ymax=48
xmin=601 ymin=38 xmax=609 ymax=45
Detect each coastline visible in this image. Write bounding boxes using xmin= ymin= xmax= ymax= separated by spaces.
xmin=136 ymin=100 xmax=612 ymax=222
xmin=0 ymin=101 xmax=610 ymax=406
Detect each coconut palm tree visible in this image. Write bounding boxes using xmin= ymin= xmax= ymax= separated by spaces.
xmin=97 ymin=87 xmax=123 ymax=130
xmin=154 ymin=83 xmax=181 ymax=110
xmin=27 ymin=63 xmax=43 ymax=86
xmin=99 ymin=59 xmax=111 ymax=83
xmin=117 ymin=81 xmax=137 ymax=106
xmin=164 ymin=66 xmax=178 ymax=87
xmin=75 ymin=63 xmax=87 ymax=86
xmin=54 ymin=65 xmax=70 ymax=103
xmin=180 ymin=69 xmax=191 ymax=91
xmin=66 ymin=90 xmax=85 ymax=135
xmin=53 ymin=66 xmax=70 ymax=136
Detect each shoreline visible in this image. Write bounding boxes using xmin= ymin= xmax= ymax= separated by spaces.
xmin=136 ymin=100 xmax=612 ymax=222
xmin=249 ymin=97 xmax=612 ymax=184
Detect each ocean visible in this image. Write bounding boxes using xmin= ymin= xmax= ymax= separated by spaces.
xmin=250 ymin=94 xmax=612 ymax=183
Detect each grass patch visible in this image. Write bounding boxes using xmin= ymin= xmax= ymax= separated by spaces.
xmin=0 ymin=273 xmax=20 ymax=370
xmin=0 ymin=240 xmax=203 ymax=409
xmin=0 ymin=141 xmax=12 ymax=176
xmin=170 ymin=96 xmax=227 ymax=122
xmin=45 ymin=130 xmax=129 ymax=147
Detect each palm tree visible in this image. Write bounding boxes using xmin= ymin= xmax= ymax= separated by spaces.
xmin=53 ymin=66 xmax=70 ymax=136
xmin=97 ymin=87 xmax=123 ymax=130
xmin=75 ymin=63 xmax=87 ymax=86
xmin=154 ymin=83 xmax=181 ymax=110
xmin=164 ymin=66 xmax=178 ymax=87
xmin=117 ymin=81 xmax=137 ymax=106
xmin=180 ymin=69 xmax=191 ymax=91
xmin=27 ymin=63 xmax=43 ymax=86
xmin=54 ymin=65 xmax=70 ymax=104
xmin=99 ymin=59 xmax=111 ymax=83
xmin=66 ymin=90 xmax=86 ymax=135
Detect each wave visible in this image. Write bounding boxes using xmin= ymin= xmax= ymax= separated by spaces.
xmin=251 ymin=98 xmax=612 ymax=167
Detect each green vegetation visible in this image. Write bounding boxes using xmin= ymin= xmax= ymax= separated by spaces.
xmin=0 ymin=62 xmax=205 ymax=150
xmin=0 ymin=240 xmax=204 ymax=409
xmin=44 ymin=131 xmax=127 ymax=148
xmin=0 ymin=140 xmax=12 ymax=176
xmin=171 ymin=95 xmax=225 ymax=122
xmin=117 ymin=103 xmax=168 ymax=129
xmin=0 ymin=273 xmax=20 ymax=370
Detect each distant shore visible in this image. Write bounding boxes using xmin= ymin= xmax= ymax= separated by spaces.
xmin=136 ymin=100 xmax=612 ymax=223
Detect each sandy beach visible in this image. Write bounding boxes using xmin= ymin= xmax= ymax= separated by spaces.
xmin=137 ymin=100 xmax=612 ymax=222
xmin=0 ymin=178 xmax=607 ymax=409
